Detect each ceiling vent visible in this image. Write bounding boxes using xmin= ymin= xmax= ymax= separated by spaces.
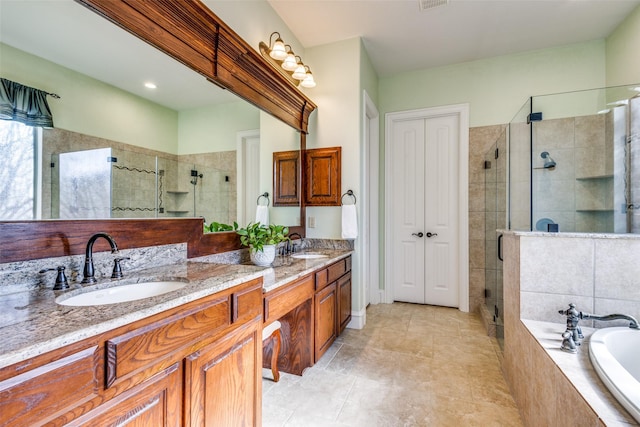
xmin=419 ymin=0 xmax=449 ymax=11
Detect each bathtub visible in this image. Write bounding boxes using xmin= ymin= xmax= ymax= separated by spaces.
xmin=589 ymin=327 xmax=640 ymax=423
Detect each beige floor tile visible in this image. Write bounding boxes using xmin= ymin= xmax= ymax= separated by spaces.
xmin=262 ymin=303 xmax=523 ymax=427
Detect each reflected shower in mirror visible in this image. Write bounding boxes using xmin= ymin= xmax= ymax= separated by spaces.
xmin=0 ymin=0 xmax=301 ymax=227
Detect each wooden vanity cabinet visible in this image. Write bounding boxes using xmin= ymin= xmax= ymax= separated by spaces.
xmin=313 ymin=255 xmax=352 ymax=362
xmin=0 ymin=278 xmax=263 ymax=427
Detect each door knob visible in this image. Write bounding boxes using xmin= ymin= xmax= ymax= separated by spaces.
xmin=426 ymin=232 xmax=438 ymax=238
xmin=411 ymin=232 xmax=424 ymax=238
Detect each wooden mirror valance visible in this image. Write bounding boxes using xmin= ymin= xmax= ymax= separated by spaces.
xmin=78 ymin=0 xmax=316 ymax=133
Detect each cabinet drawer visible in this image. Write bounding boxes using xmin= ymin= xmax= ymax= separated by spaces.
xmin=327 ymin=258 xmax=347 ymax=283
xmin=0 ymin=346 xmax=100 ymax=426
xmin=315 ymin=269 xmax=328 ymax=291
xmin=264 ymin=274 xmax=314 ymax=324
xmin=105 ymin=296 xmax=230 ymax=387
xmin=232 ymin=279 xmax=263 ymax=324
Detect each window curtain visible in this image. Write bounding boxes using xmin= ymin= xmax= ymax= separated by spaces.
xmin=0 ymin=78 xmax=54 ymax=127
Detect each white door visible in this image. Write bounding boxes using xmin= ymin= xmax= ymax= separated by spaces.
xmin=389 ymin=114 xmax=460 ymax=307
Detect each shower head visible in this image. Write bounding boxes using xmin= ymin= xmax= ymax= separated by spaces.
xmin=540 ymin=151 xmax=556 ymax=169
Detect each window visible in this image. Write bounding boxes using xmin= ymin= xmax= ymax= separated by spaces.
xmin=0 ymin=120 xmax=38 ymax=219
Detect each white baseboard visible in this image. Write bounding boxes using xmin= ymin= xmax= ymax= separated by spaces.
xmin=346 ymin=307 xmax=367 ymax=329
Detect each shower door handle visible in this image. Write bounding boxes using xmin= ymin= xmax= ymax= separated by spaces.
xmin=426 ymin=232 xmax=437 ymax=238
xmin=412 ymin=232 xmax=424 ymax=238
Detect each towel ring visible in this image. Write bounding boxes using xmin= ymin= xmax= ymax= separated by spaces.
xmin=257 ymin=192 xmax=270 ymax=206
xmin=341 ymin=190 xmax=356 ymax=205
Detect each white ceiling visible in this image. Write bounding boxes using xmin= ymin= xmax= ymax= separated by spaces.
xmin=1 ymin=0 xmax=638 ymax=111
xmin=267 ymin=0 xmax=640 ymax=76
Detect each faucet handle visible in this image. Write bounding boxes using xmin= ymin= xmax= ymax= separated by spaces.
xmin=39 ymin=266 xmax=69 ymax=290
xmin=111 ymin=257 xmax=130 ymax=279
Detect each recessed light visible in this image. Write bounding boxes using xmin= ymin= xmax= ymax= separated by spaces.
xmin=144 ymin=82 xmax=157 ymax=89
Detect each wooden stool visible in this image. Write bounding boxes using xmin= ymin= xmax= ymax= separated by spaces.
xmin=262 ymin=320 xmax=281 ymax=382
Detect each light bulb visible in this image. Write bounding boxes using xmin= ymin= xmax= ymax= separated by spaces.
xmin=292 ymin=64 xmax=307 ymax=80
xmin=269 ymin=38 xmax=287 ymax=60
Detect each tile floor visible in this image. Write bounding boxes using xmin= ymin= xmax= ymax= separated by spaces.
xmin=262 ymin=302 xmax=524 ymax=426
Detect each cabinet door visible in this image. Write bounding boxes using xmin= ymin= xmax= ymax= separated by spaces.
xmin=314 ymin=282 xmax=337 ymax=361
xmin=185 ymin=319 xmax=262 ymax=427
xmin=304 ymin=147 xmax=341 ymax=206
xmin=338 ymin=272 xmax=352 ymax=334
xmin=69 ymin=363 xmax=182 ymax=427
xmin=273 ymin=150 xmax=300 ymax=206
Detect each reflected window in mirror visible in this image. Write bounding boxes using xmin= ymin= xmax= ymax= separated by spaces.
xmin=0 ymin=120 xmax=39 ymax=219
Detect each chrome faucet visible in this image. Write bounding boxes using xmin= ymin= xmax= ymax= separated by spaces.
xmin=81 ymin=233 xmax=118 ymax=284
xmin=580 ymin=312 xmax=639 ymax=329
xmin=559 ymin=303 xmax=640 ymax=353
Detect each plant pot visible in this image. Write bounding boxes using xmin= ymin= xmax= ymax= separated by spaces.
xmin=250 ymin=244 xmax=276 ymax=267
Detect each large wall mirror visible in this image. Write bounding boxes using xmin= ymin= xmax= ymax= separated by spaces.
xmin=0 ymin=0 xmax=305 ymax=230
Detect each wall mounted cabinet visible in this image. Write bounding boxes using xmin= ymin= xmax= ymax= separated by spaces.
xmin=304 ymin=147 xmax=342 ymax=206
xmin=273 ymin=150 xmax=300 ymax=206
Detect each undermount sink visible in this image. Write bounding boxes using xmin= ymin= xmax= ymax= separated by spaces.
xmin=56 ymin=281 xmax=186 ymax=306
xmin=291 ymin=253 xmax=328 ymax=259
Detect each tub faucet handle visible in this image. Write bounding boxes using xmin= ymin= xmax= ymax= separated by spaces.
xmin=559 ymin=303 xmax=584 ymax=352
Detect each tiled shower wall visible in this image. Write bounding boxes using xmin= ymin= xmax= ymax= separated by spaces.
xmin=42 ymin=128 xmax=236 ymax=223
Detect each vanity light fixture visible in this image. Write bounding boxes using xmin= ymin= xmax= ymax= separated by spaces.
xmin=268 ymin=32 xmax=287 ymax=60
xmin=300 ymin=66 xmax=316 ymax=88
xmin=260 ymin=32 xmax=317 ymax=88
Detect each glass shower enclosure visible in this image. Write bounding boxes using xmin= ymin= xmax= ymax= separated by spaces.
xmin=509 ymin=84 xmax=640 ymax=233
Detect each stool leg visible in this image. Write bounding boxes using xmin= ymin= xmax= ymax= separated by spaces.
xmin=271 ymin=329 xmax=281 ymax=382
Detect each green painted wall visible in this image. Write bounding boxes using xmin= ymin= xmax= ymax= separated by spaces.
xmin=606 ymin=4 xmax=640 ymax=86
xmin=379 ymin=40 xmax=606 ymax=128
xmin=178 ymin=101 xmax=260 ymax=155
xmin=0 ymin=43 xmax=178 ymax=153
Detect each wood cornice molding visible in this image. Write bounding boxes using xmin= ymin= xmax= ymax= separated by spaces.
xmin=76 ymin=0 xmax=316 ymax=133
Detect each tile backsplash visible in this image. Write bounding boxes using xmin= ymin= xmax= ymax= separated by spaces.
xmin=0 ymin=243 xmax=187 ymax=296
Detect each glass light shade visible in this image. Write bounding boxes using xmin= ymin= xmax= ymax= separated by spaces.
xmin=300 ymin=73 xmax=316 ymax=88
xmin=281 ymin=53 xmax=298 ymax=71
xmin=269 ymin=39 xmax=287 ymax=60
xmin=292 ymin=64 xmax=307 ymax=80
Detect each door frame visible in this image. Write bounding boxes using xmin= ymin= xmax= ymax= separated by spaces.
xmin=362 ymin=90 xmax=381 ymax=307
xmin=236 ymin=129 xmax=260 ymax=226
xmin=384 ymin=104 xmax=469 ymax=312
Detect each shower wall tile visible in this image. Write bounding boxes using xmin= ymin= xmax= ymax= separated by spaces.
xmin=533 ymin=118 xmax=575 ymax=150
xmin=575 ymin=146 xmax=608 ymax=178
xmin=594 ymin=239 xmax=640 ymax=301
xmin=520 ymin=236 xmax=593 ymax=295
xmin=534 ymin=179 xmax=575 ymax=212
xmin=468 ymin=211 xmax=485 ymax=241
xmin=469 ymin=239 xmax=485 ymax=270
xmin=574 ymin=114 xmax=605 ymax=148
xmin=468 ymin=182 xmax=486 ymax=212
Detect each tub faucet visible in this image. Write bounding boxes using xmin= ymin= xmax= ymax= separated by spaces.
xmin=81 ymin=233 xmax=118 ymax=284
xmin=580 ymin=312 xmax=640 ymax=329
xmin=558 ymin=303 xmax=584 ymax=353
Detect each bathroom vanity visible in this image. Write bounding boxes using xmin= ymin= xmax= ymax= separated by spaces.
xmin=0 ymin=251 xmax=352 ymax=426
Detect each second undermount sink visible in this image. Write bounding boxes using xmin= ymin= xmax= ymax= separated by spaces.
xmin=56 ymin=281 xmax=186 ymax=306
xmin=291 ymin=253 xmax=328 ymax=259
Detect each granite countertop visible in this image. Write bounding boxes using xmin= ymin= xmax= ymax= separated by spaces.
xmin=0 ymin=249 xmax=351 ymax=370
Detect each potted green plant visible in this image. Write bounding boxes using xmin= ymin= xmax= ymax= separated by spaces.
xmin=237 ymin=222 xmax=289 ymax=266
